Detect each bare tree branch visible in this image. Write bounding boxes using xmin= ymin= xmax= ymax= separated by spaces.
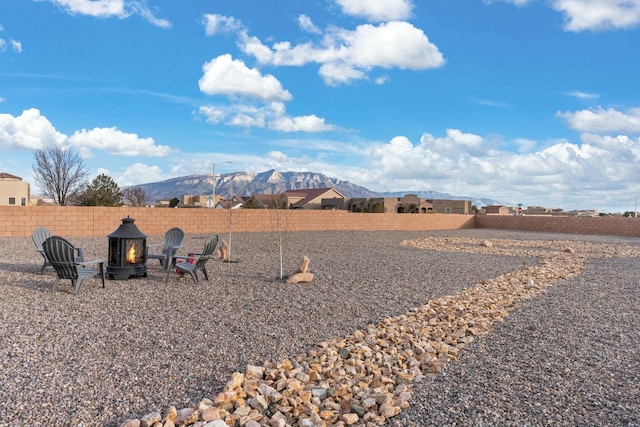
xmin=122 ymin=187 xmax=147 ymax=207
xmin=32 ymin=146 xmax=89 ymax=205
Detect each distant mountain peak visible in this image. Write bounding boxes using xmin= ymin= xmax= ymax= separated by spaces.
xmin=128 ymin=170 xmax=504 ymax=207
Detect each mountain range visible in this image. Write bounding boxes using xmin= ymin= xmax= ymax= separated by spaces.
xmin=130 ymin=169 xmax=505 ymax=208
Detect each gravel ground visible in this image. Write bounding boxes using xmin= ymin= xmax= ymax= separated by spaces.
xmin=0 ymin=229 xmax=638 ymax=427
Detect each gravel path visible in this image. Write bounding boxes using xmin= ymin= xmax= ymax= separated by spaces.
xmin=0 ymin=229 xmax=638 ymax=426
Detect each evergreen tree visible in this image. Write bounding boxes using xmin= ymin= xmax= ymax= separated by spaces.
xmin=80 ymin=173 xmax=123 ymax=206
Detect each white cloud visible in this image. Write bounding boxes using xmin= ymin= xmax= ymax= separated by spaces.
xmin=551 ymin=0 xmax=640 ymax=31
xmin=197 ymin=55 xmax=336 ymax=132
xmin=68 ymin=127 xmax=172 ymax=157
xmin=470 ymin=98 xmax=510 ymax=108
xmin=38 ymin=0 xmax=171 ymax=28
xmin=11 ymin=39 xmax=22 ymax=53
xmin=202 ymin=14 xmax=243 ymax=35
xmin=199 ymin=54 xmax=292 ymax=102
xmin=565 ymin=91 xmax=599 ymax=99
xmin=298 ymin=15 xmax=321 ymax=34
xmin=112 ymin=162 xmax=165 ymax=187
xmin=0 ymin=24 xmax=21 ymax=53
xmin=41 ymin=0 xmax=127 ymax=16
xmin=351 ymin=128 xmax=640 ymax=209
xmin=484 ymin=0 xmax=532 ymax=5
xmin=557 ymin=107 xmax=640 ymax=133
xmin=335 ymin=0 xmax=413 ymax=21
xmin=199 ymin=101 xmax=335 ymax=133
xmin=128 ymin=2 xmax=171 ymax=28
xmin=270 ymin=114 xmax=336 ymax=132
xmin=240 ymin=21 xmax=444 ymax=85
xmin=0 ymin=108 xmax=67 ymax=150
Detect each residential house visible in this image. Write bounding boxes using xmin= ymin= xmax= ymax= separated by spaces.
xmin=347 ymin=194 xmax=434 ymax=213
xmin=525 ymin=206 xmax=553 ymax=215
xmin=0 ymin=172 xmax=30 ymax=206
xmin=182 ymin=194 xmax=210 ymax=208
xmin=215 ymin=195 xmax=246 ymax=209
xmin=284 ymin=188 xmax=346 ymax=210
xmin=320 ymin=197 xmax=346 ymax=210
xmin=482 ymin=205 xmax=510 ymax=215
xmin=429 ymin=199 xmax=471 ymax=214
xmin=244 ymin=194 xmax=287 ymax=209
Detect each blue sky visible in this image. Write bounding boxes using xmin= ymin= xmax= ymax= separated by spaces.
xmin=1 ymin=0 xmax=640 ymax=212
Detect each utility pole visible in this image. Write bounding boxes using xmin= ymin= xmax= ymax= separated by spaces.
xmin=211 ymin=161 xmax=232 ymax=208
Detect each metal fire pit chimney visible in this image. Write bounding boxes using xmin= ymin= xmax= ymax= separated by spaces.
xmin=107 ymin=216 xmax=147 ymax=280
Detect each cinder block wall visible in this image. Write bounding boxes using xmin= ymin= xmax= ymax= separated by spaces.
xmin=0 ymin=206 xmax=475 ymax=237
xmin=475 ymin=214 xmax=640 ymax=238
xmin=4 ymin=207 xmax=640 ymax=238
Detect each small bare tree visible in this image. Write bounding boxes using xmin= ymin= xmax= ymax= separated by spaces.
xmin=122 ymin=187 xmax=147 ymax=207
xmin=33 ymin=145 xmax=89 ymax=205
xmin=269 ymin=193 xmax=289 ymax=279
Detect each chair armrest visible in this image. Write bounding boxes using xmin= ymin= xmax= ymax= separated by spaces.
xmin=75 ymin=247 xmax=85 ymax=262
xmin=77 ymin=259 xmax=104 ymax=267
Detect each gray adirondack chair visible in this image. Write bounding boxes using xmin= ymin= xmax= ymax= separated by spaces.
xmin=166 ymin=234 xmax=218 ymax=284
xmin=42 ymin=236 xmax=105 ymax=295
xmin=146 ymin=227 xmax=185 ymax=271
xmin=32 ymin=227 xmax=84 ymax=273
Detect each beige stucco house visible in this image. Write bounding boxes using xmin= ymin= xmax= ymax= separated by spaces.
xmin=483 ymin=205 xmax=511 ymax=215
xmin=285 ymin=188 xmax=346 ymax=210
xmin=0 ymin=173 xmax=30 ymax=206
xmin=429 ymin=199 xmax=472 ymax=214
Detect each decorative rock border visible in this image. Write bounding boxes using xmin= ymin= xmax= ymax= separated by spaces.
xmin=120 ymin=238 xmax=640 ymax=427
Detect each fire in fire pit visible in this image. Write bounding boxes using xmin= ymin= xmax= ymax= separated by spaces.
xmin=107 ymin=216 xmax=147 ymax=280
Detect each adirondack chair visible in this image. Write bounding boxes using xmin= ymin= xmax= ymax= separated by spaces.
xmin=166 ymin=234 xmax=218 ymax=284
xmin=32 ymin=227 xmax=84 ymax=273
xmin=146 ymin=227 xmax=185 ymax=271
xmin=42 ymin=236 xmax=105 ymax=295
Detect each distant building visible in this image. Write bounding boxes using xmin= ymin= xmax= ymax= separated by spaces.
xmin=320 ymin=197 xmax=346 ymax=210
xmin=525 ymin=206 xmax=553 ymax=215
xmin=482 ymin=205 xmax=510 ymax=215
xmin=284 ymin=188 xmax=346 ymax=210
xmin=244 ymin=194 xmax=287 ymax=209
xmin=182 ymin=194 xmax=210 ymax=208
xmin=215 ymin=195 xmax=246 ymax=209
xmin=429 ymin=199 xmax=471 ymax=214
xmin=0 ymin=172 xmax=30 ymax=206
xmin=347 ymin=194 xmax=441 ymax=213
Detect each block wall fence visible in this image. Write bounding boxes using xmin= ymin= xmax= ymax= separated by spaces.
xmin=1 ymin=206 xmax=640 ymax=238
xmin=475 ymin=214 xmax=640 ymax=238
xmin=0 ymin=206 xmax=474 ymax=237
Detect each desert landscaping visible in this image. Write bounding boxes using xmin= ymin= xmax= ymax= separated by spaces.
xmin=1 ymin=229 xmax=639 ymax=427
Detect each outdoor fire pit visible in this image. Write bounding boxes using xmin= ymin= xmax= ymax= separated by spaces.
xmin=106 ymin=216 xmax=147 ymax=280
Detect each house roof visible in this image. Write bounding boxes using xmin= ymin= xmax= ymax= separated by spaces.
xmin=284 ymin=187 xmax=345 ymax=209
xmin=252 ymin=194 xmax=281 ymax=206
xmin=0 ymin=172 xmax=22 ymax=180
